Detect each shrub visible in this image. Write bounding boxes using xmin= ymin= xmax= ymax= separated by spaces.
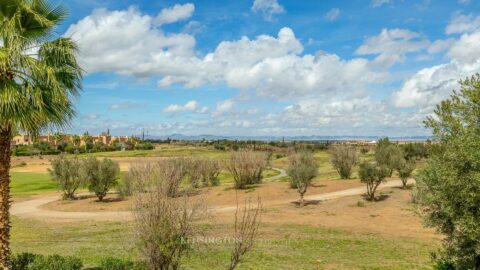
xmin=81 ymin=157 xmax=120 ymax=201
xmin=226 ymin=150 xmax=268 ymax=189
xmin=135 ymin=142 xmax=154 ymax=150
xmin=286 ymin=152 xmax=318 ymax=206
xmin=186 ymin=158 xmax=203 ymax=188
xmin=100 ymin=257 xmax=147 ymax=270
xmin=131 ymin=162 xmax=206 ymax=270
xmin=48 ymin=155 xmax=83 ymax=200
xmin=330 ymin=145 xmax=358 ymax=179
xmin=11 ymin=253 xmax=82 ymax=270
xmin=358 ymin=161 xmax=389 ymax=201
xmin=396 ymin=158 xmax=416 ymax=188
xmin=198 ymin=158 xmax=220 ymax=187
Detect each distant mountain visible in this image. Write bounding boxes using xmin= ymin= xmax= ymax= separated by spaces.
xmin=141 ymin=134 xmax=430 ymax=142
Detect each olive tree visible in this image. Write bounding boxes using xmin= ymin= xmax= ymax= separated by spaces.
xmin=375 ymin=140 xmax=404 ymax=177
xmin=49 ymin=155 xmax=83 ymax=200
xmin=396 ymin=158 xmax=415 ymax=189
xmin=358 ymin=161 xmax=389 ymax=201
xmin=415 ymin=74 xmax=480 ymax=269
xmin=81 ymin=157 xmax=120 ymax=201
xmin=286 ymin=152 xmax=318 ymax=206
xmin=330 ymin=145 xmax=358 ymax=179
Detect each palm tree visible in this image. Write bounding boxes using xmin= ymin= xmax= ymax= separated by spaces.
xmin=0 ymin=0 xmax=82 ymax=266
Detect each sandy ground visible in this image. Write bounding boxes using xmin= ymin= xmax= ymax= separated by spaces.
xmin=11 ymin=178 xmax=429 ymax=239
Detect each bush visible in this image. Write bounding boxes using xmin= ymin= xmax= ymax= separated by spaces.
xmin=81 ymin=157 xmax=120 ymax=201
xmin=11 ymin=253 xmax=82 ymax=270
xmin=48 ymin=155 xmax=83 ymax=200
xmin=375 ymin=139 xmax=404 ymax=176
xmin=358 ymin=161 xmax=389 ymax=201
xmin=330 ymin=145 xmax=358 ymax=179
xmin=131 ymin=162 xmax=206 ymax=270
xmin=226 ymin=150 xmax=268 ymax=189
xmin=396 ymin=158 xmax=416 ymax=188
xmin=100 ymin=257 xmax=147 ymax=270
xmin=135 ymin=142 xmax=154 ymax=150
xmin=198 ymin=158 xmax=220 ymax=187
xmin=286 ymin=152 xmax=318 ymax=206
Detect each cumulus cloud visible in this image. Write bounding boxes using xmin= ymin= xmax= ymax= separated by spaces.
xmin=66 ymin=8 xmax=386 ymax=100
xmin=427 ymin=38 xmax=455 ymax=54
xmin=64 ymin=7 xmax=196 ymax=76
xmin=155 ymin=3 xmax=194 ymax=25
xmin=162 ymin=100 xmax=208 ymax=113
xmin=324 ymin=8 xmax=340 ymax=21
xmin=356 ymin=28 xmax=430 ymax=67
xmin=251 ymin=0 xmax=285 ymax=20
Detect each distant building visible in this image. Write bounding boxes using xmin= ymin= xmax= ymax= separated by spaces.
xmin=11 ymin=134 xmax=130 ymax=147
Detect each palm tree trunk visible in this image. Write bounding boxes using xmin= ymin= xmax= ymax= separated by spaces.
xmin=0 ymin=125 xmax=12 ymax=269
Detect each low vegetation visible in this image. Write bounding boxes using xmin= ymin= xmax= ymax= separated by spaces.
xmin=330 ymin=145 xmax=358 ymax=179
xmin=226 ymin=150 xmax=269 ymax=189
xmin=82 ymin=157 xmax=120 ymax=201
xmin=358 ymin=161 xmax=389 ymax=201
xmin=48 ymin=155 xmax=83 ymax=200
xmin=286 ymin=151 xmax=319 ymax=206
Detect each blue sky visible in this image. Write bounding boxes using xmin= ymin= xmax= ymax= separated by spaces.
xmin=56 ymin=0 xmax=480 ymax=137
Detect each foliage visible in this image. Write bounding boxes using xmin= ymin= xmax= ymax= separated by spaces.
xmin=48 ymin=155 xmax=83 ymax=200
xmin=286 ymin=152 xmax=318 ymax=206
xmin=11 ymin=253 xmax=82 ymax=270
xmin=414 ymin=74 xmax=480 ymax=269
xmin=226 ymin=150 xmax=269 ymax=189
xmin=329 ymin=145 xmax=358 ymax=179
xmin=358 ymin=161 xmax=389 ymax=201
xmin=81 ymin=157 xmax=120 ymax=201
xmin=135 ymin=142 xmax=154 ymax=150
xmin=396 ymin=158 xmax=416 ymax=188
xmin=375 ymin=139 xmax=404 ymax=176
xmin=198 ymin=158 xmax=221 ymax=187
xmin=401 ymin=142 xmax=428 ymax=160
xmin=100 ymin=257 xmax=147 ymax=270
xmin=131 ymin=162 xmax=206 ymax=270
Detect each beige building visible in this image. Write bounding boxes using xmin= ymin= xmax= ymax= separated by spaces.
xmin=11 ymin=134 xmax=130 ymax=147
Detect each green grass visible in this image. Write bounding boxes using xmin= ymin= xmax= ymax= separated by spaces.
xmin=10 ymin=218 xmax=436 ymax=269
xmin=10 ymin=172 xmax=56 ymax=197
xmin=76 ymin=146 xmax=229 ymax=159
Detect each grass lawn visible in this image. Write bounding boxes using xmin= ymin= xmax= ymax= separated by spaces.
xmin=10 ymin=172 xmax=56 ymax=198
xmin=10 ymin=218 xmax=435 ymax=269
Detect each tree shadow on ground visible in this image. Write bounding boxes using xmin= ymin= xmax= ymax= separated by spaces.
xmin=290 ymin=199 xmax=322 ymax=207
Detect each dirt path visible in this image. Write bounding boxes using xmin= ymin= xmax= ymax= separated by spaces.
xmin=11 ymin=178 xmax=408 ymax=221
xmin=267 ymin=167 xmax=287 ymax=181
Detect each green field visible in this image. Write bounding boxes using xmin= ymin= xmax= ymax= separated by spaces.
xmin=10 ymin=217 xmax=435 ymax=269
xmin=10 ymin=172 xmax=56 ymax=198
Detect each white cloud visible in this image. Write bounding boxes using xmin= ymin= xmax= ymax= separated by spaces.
xmin=216 ymin=99 xmax=235 ymax=113
xmin=155 ymin=3 xmax=194 ymax=25
xmin=427 ymin=38 xmax=455 ymax=54
xmin=371 ymin=0 xmax=393 ymax=8
xmin=110 ymin=102 xmax=143 ymax=110
xmin=447 ymin=31 xmax=480 ymax=63
xmin=162 ymin=100 xmax=208 ymax=113
xmin=458 ymin=0 xmax=471 ymax=5
xmin=251 ymin=0 xmax=285 ymax=20
xmin=356 ymin=28 xmax=430 ymax=67
xmin=445 ymin=12 xmax=480 ymax=34
xmin=64 ymin=7 xmax=196 ymax=76
xmin=324 ymin=8 xmax=340 ymax=21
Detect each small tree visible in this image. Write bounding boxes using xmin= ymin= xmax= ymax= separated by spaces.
xmin=330 ymin=145 xmax=358 ymax=179
xmin=131 ymin=162 xmax=205 ymax=270
xmin=287 ymin=152 xmax=318 ymax=206
xmin=375 ymin=143 xmax=404 ymax=177
xmin=358 ymin=161 xmax=389 ymax=201
xmin=49 ymin=155 xmax=83 ymax=200
xmin=226 ymin=151 xmax=268 ymax=189
xmin=81 ymin=157 xmax=120 ymax=201
xmin=396 ymin=158 xmax=415 ymax=188
xmin=228 ymin=198 xmax=262 ymax=270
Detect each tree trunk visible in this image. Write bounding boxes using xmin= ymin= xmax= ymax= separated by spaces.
xmin=0 ymin=125 xmax=12 ymax=269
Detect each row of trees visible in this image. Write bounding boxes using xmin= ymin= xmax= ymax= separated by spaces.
xmin=49 ymin=155 xmax=120 ymax=201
